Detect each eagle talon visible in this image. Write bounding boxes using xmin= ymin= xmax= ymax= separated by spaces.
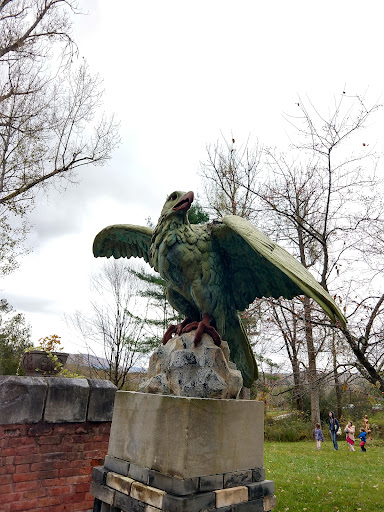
xmin=163 ymin=318 xmax=191 ymax=344
xmin=182 ymin=314 xmax=222 ymax=347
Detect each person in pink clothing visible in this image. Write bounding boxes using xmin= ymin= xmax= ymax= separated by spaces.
xmin=314 ymin=423 xmax=324 ymax=450
xmin=345 ymin=420 xmax=355 ymax=451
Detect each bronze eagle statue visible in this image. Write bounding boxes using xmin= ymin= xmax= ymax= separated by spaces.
xmin=93 ymin=190 xmax=346 ymax=388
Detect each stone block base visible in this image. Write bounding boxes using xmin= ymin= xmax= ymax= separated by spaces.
xmin=90 ymin=392 xmax=276 ymax=512
xmin=90 ymin=458 xmax=276 ymax=512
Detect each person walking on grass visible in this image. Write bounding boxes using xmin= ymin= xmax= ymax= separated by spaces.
xmin=345 ymin=420 xmax=355 ymax=451
xmin=314 ymin=423 xmax=324 ymax=450
xmin=363 ymin=415 xmax=372 ymax=441
xmin=358 ymin=428 xmax=367 ymax=452
xmin=329 ymin=411 xmax=340 ymax=450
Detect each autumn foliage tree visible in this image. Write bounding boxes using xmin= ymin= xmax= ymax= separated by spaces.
xmin=0 ymin=0 xmax=119 ymax=274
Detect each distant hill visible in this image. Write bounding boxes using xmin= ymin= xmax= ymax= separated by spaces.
xmin=67 ymin=353 xmax=146 ymax=373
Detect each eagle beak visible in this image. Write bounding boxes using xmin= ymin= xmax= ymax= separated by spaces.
xmin=173 ymin=191 xmax=194 ymax=212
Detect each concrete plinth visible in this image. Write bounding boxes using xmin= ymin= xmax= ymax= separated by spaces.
xmin=108 ymin=391 xmax=263 ymax=479
xmin=91 ymin=391 xmax=276 ymax=512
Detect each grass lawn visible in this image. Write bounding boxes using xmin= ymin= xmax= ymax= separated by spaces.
xmin=265 ymin=439 xmax=384 ymax=512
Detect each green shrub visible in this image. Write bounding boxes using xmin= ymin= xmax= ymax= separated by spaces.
xmin=265 ymin=414 xmax=313 ymax=442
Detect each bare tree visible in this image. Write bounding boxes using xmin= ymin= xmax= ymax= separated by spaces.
xmin=0 ymin=0 xmax=120 ymax=274
xmin=200 ymin=93 xmax=384 ymax=425
xmin=71 ymin=260 xmax=154 ymax=389
xmin=199 ymin=136 xmax=262 ymax=220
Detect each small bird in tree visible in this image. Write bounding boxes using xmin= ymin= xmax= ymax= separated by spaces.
xmin=93 ymin=191 xmax=346 ymax=387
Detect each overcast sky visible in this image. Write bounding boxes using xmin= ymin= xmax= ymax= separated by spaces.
xmin=1 ymin=0 xmax=384 ymax=357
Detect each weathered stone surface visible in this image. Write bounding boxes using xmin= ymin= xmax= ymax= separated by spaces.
xmin=87 ymin=379 xmax=117 ymax=421
xmin=0 ymin=376 xmax=47 ymax=424
xmin=108 ymin=391 xmax=264 ymax=479
xmin=215 ymin=486 xmax=248 ymax=507
xmin=145 ymin=506 xmax=162 ymax=512
xmin=129 ymin=462 xmax=150 ymax=484
xmin=104 ymin=455 xmax=130 ymax=476
xmin=106 ymin=472 xmax=134 ymax=495
xmin=224 ymin=469 xmax=252 ymax=488
xmin=114 ymin=490 xmax=146 ymax=512
xmin=148 ymin=470 xmax=199 ymax=496
xmin=199 ymin=473 xmax=224 ymax=492
xmin=139 ymin=332 xmax=243 ymax=399
xmin=92 ymin=466 xmax=108 ymax=486
xmin=162 ymin=491 xmax=216 ymax=512
xmin=263 ymin=494 xmax=277 ymax=511
xmin=44 ymin=378 xmax=89 ymax=422
xmin=246 ymin=480 xmax=275 ymax=500
xmin=90 ymin=482 xmax=115 ymax=506
xmin=130 ymin=481 xmax=166 ymax=509
xmin=252 ymin=467 xmax=266 ymax=482
xmin=232 ymin=498 xmax=264 ymax=512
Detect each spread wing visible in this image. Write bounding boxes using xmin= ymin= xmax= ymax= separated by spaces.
xmin=211 ymin=215 xmax=346 ymax=327
xmin=93 ymin=224 xmax=153 ymax=265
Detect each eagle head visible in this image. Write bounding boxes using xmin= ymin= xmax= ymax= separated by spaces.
xmin=160 ymin=190 xmax=194 ymax=218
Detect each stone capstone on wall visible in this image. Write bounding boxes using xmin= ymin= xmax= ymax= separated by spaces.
xmin=139 ymin=332 xmax=243 ymax=399
xmin=0 ymin=375 xmax=117 ymax=424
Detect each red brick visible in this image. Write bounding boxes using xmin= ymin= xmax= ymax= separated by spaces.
xmin=14 ymin=479 xmax=41 ymax=492
xmin=52 ymin=460 xmax=71 ymax=470
xmin=1 ymin=448 xmax=16 ymax=457
xmin=50 ymin=485 xmax=72 ymax=496
xmin=27 ymin=423 xmax=53 ymax=437
xmin=70 ymin=435 xmax=87 ymax=443
xmin=13 ymin=471 xmax=38 ymax=483
xmin=42 ymin=451 xmax=70 ymax=462
xmin=0 ymin=466 xmax=12 ymax=476
xmin=54 ymin=504 xmax=75 ymax=512
xmin=1 ymin=492 xmax=23 ymax=504
xmin=38 ymin=435 xmax=62 ymax=445
xmin=10 ymin=499 xmax=38 ymax=511
xmin=91 ymin=458 xmax=105 ymax=467
xmin=0 ymin=483 xmax=12 ymax=494
xmin=16 ymin=445 xmax=38 ymax=456
xmin=31 ymin=461 xmax=50 ymax=471
xmin=40 ymin=444 xmax=72 ymax=454
xmin=39 ymin=469 xmax=59 ymax=480
xmin=59 ymin=468 xmax=80 ymax=477
xmin=37 ymin=495 xmax=62 ymax=507
xmin=41 ymin=477 xmax=63 ymax=487
xmin=66 ymin=491 xmax=87 ymax=503
xmin=79 ymin=467 xmax=92 ymax=475
xmin=5 ymin=456 xmax=15 ymax=465
xmin=0 ymin=474 xmax=13 ymax=485
xmin=15 ymin=463 xmax=31 ymax=473
xmin=23 ymin=487 xmax=47 ymax=499
xmin=73 ymin=498 xmax=93 ymax=511
xmin=14 ymin=454 xmax=39 ymax=465
xmin=3 ymin=427 xmax=22 ymax=437
xmin=9 ymin=436 xmax=35 ymax=447
xmin=74 ymin=482 xmax=91 ymax=493
xmin=64 ymin=475 xmax=90 ymax=485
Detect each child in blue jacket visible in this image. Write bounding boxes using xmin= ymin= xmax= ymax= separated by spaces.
xmin=358 ymin=428 xmax=367 ymax=452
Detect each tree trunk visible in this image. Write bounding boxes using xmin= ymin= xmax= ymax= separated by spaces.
xmin=331 ymin=333 xmax=343 ymax=419
xmin=291 ymin=356 xmax=303 ymax=412
xmin=303 ymin=297 xmax=320 ymax=426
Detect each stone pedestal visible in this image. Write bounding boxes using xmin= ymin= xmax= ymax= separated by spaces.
xmin=90 ymin=391 xmax=276 ymax=512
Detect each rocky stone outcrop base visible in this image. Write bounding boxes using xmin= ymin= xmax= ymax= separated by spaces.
xmin=139 ymin=332 xmax=243 ymax=399
xmin=90 ymin=456 xmax=276 ymax=512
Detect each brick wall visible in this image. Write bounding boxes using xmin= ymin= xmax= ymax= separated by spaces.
xmin=0 ymin=376 xmax=116 ymax=512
